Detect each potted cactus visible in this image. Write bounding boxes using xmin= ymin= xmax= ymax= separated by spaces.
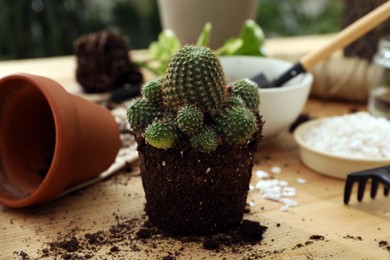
xmin=127 ymin=45 xmax=263 ymax=235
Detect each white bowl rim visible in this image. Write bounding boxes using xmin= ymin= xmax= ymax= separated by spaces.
xmin=220 ymin=56 xmax=314 ymax=93
xmin=293 ymin=118 xmax=390 ymax=163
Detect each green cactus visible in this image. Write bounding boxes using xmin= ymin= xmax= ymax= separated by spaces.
xmin=142 ymin=77 xmax=163 ymax=104
xmin=230 ymin=79 xmax=260 ymax=112
xmin=127 ymin=98 xmax=160 ymax=134
xmin=190 ymin=127 xmax=219 ymax=153
xmin=215 ymin=106 xmax=257 ymax=145
xmin=144 ymin=118 xmax=180 ymax=149
xmin=127 ymin=45 xmax=261 ymax=153
xmin=225 ymin=95 xmax=245 ymax=109
xmin=176 ymin=105 xmax=203 ymax=134
xmin=162 ymin=45 xmax=227 ymax=115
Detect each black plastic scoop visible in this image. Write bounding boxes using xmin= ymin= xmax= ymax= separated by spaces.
xmin=252 ymin=1 xmax=390 ymax=88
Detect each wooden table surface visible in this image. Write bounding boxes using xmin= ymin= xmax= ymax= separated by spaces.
xmin=1 ymin=36 xmax=390 ymax=259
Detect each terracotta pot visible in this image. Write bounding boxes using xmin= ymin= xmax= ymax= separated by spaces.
xmin=157 ymin=0 xmax=259 ymax=49
xmin=0 ymin=73 xmax=120 ymax=208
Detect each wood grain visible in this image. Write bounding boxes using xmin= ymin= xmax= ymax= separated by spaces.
xmin=1 ymin=40 xmax=390 ymax=259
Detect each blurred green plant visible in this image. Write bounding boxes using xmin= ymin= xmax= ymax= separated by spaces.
xmin=256 ymin=0 xmax=342 ymax=37
xmin=141 ymin=20 xmax=266 ymax=75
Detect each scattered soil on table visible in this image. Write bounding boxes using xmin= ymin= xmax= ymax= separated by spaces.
xmin=379 ymin=240 xmax=390 ymax=252
xmin=343 ymin=235 xmax=362 ymax=241
xmin=15 ymin=213 xmax=269 ymax=259
xmin=291 ymin=235 xmax=327 ymax=250
xmin=309 ymin=235 xmax=325 ymax=241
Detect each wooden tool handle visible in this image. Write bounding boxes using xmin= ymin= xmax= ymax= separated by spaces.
xmin=300 ymin=1 xmax=390 ymax=70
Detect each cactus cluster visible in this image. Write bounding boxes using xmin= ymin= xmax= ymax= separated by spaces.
xmin=127 ymin=45 xmax=261 ymax=152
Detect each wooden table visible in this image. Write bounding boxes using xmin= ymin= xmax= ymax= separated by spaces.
xmin=1 ymin=36 xmax=390 ymax=259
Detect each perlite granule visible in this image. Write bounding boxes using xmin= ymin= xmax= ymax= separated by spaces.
xmin=302 ymin=112 xmax=390 ymax=158
xmin=252 ymin=168 xmax=300 ymax=212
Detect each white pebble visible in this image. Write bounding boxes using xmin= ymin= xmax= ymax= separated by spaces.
xmin=280 ymin=205 xmax=290 ymax=212
xmin=267 ymin=186 xmax=282 ymax=195
xmin=248 ymin=201 xmax=256 ymax=207
xmin=282 ymin=187 xmax=296 ymax=197
xmin=262 ymin=193 xmax=281 ymax=201
xmin=162 ymin=161 xmax=166 ymax=166
xmin=255 ymin=170 xmax=269 ymax=179
xmin=205 ymin=167 xmax=211 ymax=174
xmin=279 ymin=180 xmax=288 ymax=187
xmin=271 ymin=166 xmax=282 ymax=174
xmin=279 ymin=198 xmax=298 ymax=207
xmin=255 ymin=179 xmax=278 ymax=190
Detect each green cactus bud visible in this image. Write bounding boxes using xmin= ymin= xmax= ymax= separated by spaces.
xmin=144 ymin=118 xmax=180 ymax=149
xmin=162 ymin=45 xmax=227 ymax=115
xmin=190 ymin=127 xmax=219 ymax=153
xmin=215 ymin=106 xmax=257 ymax=145
xmin=176 ymin=105 xmax=204 ymax=134
xmin=127 ymin=98 xmax=160 ymax=134
xmin=226 ymin=95 xmax=245 ymax=109
xmin=230 ymin=79 xmax=260 ymax=112
xmin=142 ymin=77 xmax=163 ymax=104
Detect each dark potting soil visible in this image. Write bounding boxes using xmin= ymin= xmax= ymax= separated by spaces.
xmin=137 ymin=123 xmax=261 ymax=235
xmin=74 ymin=31 xmax=143 ymax=94
xmin=138 ymin=141 xmax=257 ymax=235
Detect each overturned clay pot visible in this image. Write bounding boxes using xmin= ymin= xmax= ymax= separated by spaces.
xmin=0 ymin=73 xmax=120 ymax=208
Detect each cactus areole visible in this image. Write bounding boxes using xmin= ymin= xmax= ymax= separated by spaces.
xmin=127 ymin=45 xmax=262 ymax=152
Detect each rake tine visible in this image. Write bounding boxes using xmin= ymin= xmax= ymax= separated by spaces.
xmin=370 ymin=178 xmax=379 ymax=199
xmin=377 ymin=168 xmax=390 ymax=197
xmin=357 ymin=179 xmax=367 ymax=202
xmin=343 ymin=178 xmax=355 ymax=205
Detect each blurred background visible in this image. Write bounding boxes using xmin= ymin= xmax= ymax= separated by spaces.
xmin=0 ymin=0 xmax=348 ymax=61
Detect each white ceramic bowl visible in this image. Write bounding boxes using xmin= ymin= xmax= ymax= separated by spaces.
xmin=220 ymin=56 xmax=313 ymax=138
xmin=294 ymin=118 xmax=390 ymax=179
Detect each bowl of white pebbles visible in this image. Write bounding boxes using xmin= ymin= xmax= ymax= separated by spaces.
xmin=294 ymin=112 xmax=390 ymax=179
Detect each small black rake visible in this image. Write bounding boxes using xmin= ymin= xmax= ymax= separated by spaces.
xmin=344 ymin=165 xmax=390 ymax=205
